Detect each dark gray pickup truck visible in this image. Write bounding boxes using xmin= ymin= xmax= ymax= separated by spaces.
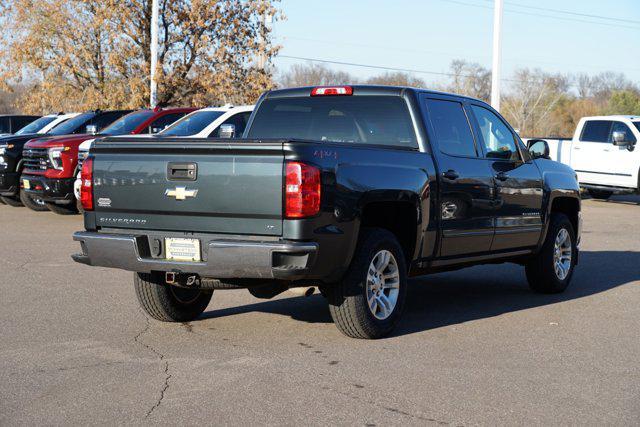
xmin=73 ymin=85 xmax=581 ymax=339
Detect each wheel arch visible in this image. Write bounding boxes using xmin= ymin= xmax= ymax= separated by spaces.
xmin=355 ymin=191 xmax=424 ymax=265
xmin=539 ymin=190 xmax=581 ymax=249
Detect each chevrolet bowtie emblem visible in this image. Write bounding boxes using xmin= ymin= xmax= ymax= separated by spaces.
xmin=165 ymin=187 xmax=198 ymax=201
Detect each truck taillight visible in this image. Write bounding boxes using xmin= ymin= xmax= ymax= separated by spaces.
xmin=80 ymin=157 xmax=94 ymax=211
xmin=285 ymin=162 xmax=321 ymax=218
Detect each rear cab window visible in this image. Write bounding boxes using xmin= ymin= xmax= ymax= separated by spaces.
xmin=247 ymin=95 xmax=417 ymax=149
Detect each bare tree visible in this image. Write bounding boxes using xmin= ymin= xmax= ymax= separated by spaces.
xmin=366 ymin=72 xmax=426 ymax=88
xmin=277 ymin=63 xmax=355 ymax=88
xmin=501 ymin=68 xmax=570 ymax=136
xmin=590 ymin=72 xmax=634 ymax=99
xmin=443 ymin=60 xmax=491 ymax=101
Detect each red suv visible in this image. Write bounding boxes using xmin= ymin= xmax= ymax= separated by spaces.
xmin=21 ymin=107 xmax=195 ymax=214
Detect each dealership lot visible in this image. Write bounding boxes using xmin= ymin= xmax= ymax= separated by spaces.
xmin=0 ymin=196 xmax=638 ymax=425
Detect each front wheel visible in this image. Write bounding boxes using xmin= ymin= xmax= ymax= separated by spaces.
xmin=20 ymin=190 xmax=48 ymax=211
xmin=525 ymin=213 xmax=576 ymax=293
xmin=326 ymin=228 xmax=408 ymax=339
xmin=45 ymin=201 xmax=79 ymax=215
xmin=134 ymin=272 xmax=213 ymax=322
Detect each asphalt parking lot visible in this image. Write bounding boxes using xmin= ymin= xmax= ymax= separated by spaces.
xmin=1 ymin=195 xmax=638 ymax=426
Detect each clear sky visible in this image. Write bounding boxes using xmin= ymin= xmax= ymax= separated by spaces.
xmin=272 ymin=0 xmax=640 ymax=87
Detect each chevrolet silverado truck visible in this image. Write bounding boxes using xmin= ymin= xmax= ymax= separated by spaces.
xmin=72 ymin=85 xmax=581 ymax=339
xmin=0 ymin=113 xmax=79 ymax=207
xmin=20 ymin=109 xmax=134 ymax=214
xmin=524 ymin=115 xmax=640 ymax=200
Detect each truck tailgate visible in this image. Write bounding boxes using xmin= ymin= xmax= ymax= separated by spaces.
xmin=91 ymin=138 xmax=284 ymax=235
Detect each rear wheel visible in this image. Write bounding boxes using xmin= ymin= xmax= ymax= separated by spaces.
xmin=326 ymin=228 xmax=407 ymax=339
xmin=134 ymin=272 xmax=213 ymax=322
xmin=0 ymin=195 xmax=23 ymax=207
xmin=525 ymin=213 xmax=576 ymax=293
xmin=587 ymin=189 xmax=612 ymax=200
xmin=20 ymin=190 xmax=48 ymax=211
xmin=45 ymin=201 xmax=79 ymax=215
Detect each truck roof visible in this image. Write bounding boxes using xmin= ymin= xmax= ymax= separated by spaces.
xmin=580 ymin=115 xmax=640 ymax=121
xmin=264 ymin=85 xmax=485 ymax=103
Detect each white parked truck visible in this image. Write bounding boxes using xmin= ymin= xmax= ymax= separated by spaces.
xmin=525 ymin=115 xmax=640 ymax=199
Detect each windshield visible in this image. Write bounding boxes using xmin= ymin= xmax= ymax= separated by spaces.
xmin=15 ymin=116 xmax=57 ymax=135
xmin=48 ymin=112 xmax=94 ymax=135
xmin=101 ymin=110 xmax=155 ymax=135
xmin=246 ymin=96 xmax=417 ymax=148
xmin=634 ymin=122 xmax=640 ymax=133
xmin=160 ymin=111 xmax=224 ymax=136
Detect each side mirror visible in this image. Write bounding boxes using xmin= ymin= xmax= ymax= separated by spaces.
xmin=151 ymin=127 xmax=163 ymax=134
xmin=218 ymin=124 xmax=236 ymax=139
xmin=527 ymin=139 xmax=550 ymax=160
xmin=612 ymin=131 xmax=632 ymax=146
xmin=85 ymin=124 xmax=98 ymax=135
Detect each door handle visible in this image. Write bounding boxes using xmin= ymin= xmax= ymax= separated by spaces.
xmin=495 ymin=172 xmax=509 ymax=181
xmin=167 ymin=162 xmax=197 ymax=181
xmin=442 ymin=170 xmax=459 ymax=180
xmin=573 ymin=147 xmax=580 ymax=150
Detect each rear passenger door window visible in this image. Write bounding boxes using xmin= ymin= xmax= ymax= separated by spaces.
xmin=425 ymin=99 xmax=477 ymax=157
xmin=580 ymin=120 xmax=612 ymax=143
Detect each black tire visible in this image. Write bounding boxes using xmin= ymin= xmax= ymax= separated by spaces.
xmin=0 ymin=195 xmax=23 ymax=207
xmin=0 ymin=197 xmax=5 ymax=204
xmin=587 ymin=189 xmax=612 ymax=200
xmin=134 ymin=272 xmax=213 ymax=322
xmin=326 ymin=228 xmax=408 ymax=339
xmin=45 ymin=201 xmax=79 ymax=215
xmin=20 ymin=190 xmax=48 ymax=211
xmin=525 ymin=213 xmax=576 ymax=294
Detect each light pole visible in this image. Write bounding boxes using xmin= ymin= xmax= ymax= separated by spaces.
xmin=491 ymin=0 xmax=503 ymax=112
xmin=150 ymin=0 xmax=159 ymax=108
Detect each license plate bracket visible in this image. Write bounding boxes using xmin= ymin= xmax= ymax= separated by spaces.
xmin=165 ymin=238 xmax=201 ymax=262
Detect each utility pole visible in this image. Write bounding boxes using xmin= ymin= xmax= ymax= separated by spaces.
xmin=150 ymin=0 xmax=159 ymax=108
xmin=490 ymin=0 xmax=503 ymax=112
xmin=257 ymin=8 xmax=273 ymax=71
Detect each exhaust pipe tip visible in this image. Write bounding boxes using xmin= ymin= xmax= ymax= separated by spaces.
xmin=289 ymin=286 xmax=316 ymax=297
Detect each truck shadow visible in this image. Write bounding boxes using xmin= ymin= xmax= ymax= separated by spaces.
xmin=584 ymin=194 xmax=640 ymax=205
xmin=199 ymin=250 xmax=639 ymax=338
